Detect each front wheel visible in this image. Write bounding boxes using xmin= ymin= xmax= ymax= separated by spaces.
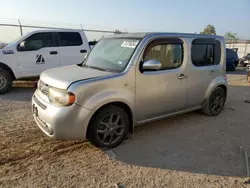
xmin=201 ymin=87 xmax=226 ymax=116
xmin=0 ymin=68 xmax=12 ymax=94
xmin=87 ymin=105 xmax=129 ymax=148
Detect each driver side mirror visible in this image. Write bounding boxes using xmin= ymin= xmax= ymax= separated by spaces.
xmin=142 ymin=59 xmax=162 ymax=71
xmin=17 ymin=40 xmax=43 ymax=51
xmin=17 ymin=41 xmax=26 ymax=51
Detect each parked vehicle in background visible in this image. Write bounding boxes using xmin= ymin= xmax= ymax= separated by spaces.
xmin=32 ymin=32 xmax=227 ymax=148
xmin=247 ymin=65 xmax=250 ymax=83
xmin=240 ymin=53 xmax=250 ymax=67
xmin=0 ymin=41 xmax=7 ymax=49
xmin=226 ymin=48 xmax=239 ymax=71
xmin=89 ymin=40 xmax=98 ymax=49
xmin=0 ymin=30 xmax=90 ymax=94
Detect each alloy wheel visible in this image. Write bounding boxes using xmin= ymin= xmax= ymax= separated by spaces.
xmin=97 ymin=113 xmax=125 ymax=146
xmin=0 ymin=74 xmax=7 ymax=90
xmin=210 ymin=91 xmax=225 ymax=114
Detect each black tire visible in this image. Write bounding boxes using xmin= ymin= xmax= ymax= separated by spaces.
xmin=201 ymin=87 xmax=226 ymax=116
xmin=0 ymin=68 xmax=12 ymax=94
xmin=87 ymin=105 xmax=129 ymax=148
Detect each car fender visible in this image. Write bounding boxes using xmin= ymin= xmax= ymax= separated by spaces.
xmin=204 ymin=76 xmax=227 ymax=101
xmin=75 ymin=88 xmax=136 ymax=135
xmin=0 ymin=48 xmax=21 ymax=78
xmin=82 ymin=88 xmax=135 ymax=114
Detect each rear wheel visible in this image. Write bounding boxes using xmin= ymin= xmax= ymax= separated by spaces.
xmin=0 ymin=68 xmax=12 ymax=94
xmin=202 ymin=87 xmax=226 ymax=116
xmin=87 ymin=105 xmax=129 ymax=148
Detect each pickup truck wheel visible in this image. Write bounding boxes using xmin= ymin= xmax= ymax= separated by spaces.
xmin=201 ymin=87 xmax=226 ymax=116
xmin=87 ymin=105 xmax=129 ymax=148
xmin=0 ymin=68 xmax=12 ymax=94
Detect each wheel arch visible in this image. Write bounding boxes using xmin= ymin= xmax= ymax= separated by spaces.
xmin=217 ymin=84 xmax=227 ymax=97
xmin=0 ymin=62 xmax=16 ymax=79
xmin=205 ymin=76 xmax=227 ymax=101
xmin=86 ymin=101 xmax=134 ymax=138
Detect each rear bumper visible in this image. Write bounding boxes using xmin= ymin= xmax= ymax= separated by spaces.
xmin=32 ymin=89 xmax=93 ymax=140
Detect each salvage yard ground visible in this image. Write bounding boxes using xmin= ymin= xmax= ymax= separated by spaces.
xmin=1 ymin=68 xmax=250 ymax=188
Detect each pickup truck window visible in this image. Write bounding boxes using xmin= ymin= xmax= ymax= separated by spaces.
xmin=83 ymin=38 xmax=140 ymax=72
xmin=17 ymin=32 xmax=55 ymax=51
xmin=58 ymin=32 xmax=83 ymax=46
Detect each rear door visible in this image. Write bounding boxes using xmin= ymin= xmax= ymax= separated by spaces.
xmin=186 ymin=38 xmax=222 ymax=108
xmin=58 ymin=32 xmax=89 ymax=66
xmin=16 ymin=32 xmax=61 ymax=77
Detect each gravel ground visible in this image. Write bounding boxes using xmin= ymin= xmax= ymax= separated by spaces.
xmin=1 ymin=68 xmax=250 ymax=188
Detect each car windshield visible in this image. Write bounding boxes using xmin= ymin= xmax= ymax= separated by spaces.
xmin=82 ymin=38 xmax=140 ymax=72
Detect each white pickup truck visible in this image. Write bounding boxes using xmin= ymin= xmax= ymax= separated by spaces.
xmin=0 ymin=30 xmax=90 ymax=94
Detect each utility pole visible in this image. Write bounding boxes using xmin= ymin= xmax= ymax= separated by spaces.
xmin=18 ymin=19 xmax=23 ymax=36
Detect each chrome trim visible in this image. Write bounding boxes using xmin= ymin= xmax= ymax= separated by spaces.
xmin=33 ymin=95 xmax=47 ymax=110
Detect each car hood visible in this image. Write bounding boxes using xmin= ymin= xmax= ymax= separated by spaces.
xmin=40 ymin=65 xmax=115 ymax=90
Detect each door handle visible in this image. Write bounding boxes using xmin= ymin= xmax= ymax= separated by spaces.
xmin=209 ymin=70 xmax=215 ymax=75
xmin=50 ymin=51 xmax=58 ymax=55
xmin=80 ymin=49 xmax=87 ymax=53
xmin=177 ymin=73 xmax=187 ymax=80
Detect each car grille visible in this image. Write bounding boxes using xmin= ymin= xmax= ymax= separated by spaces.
xmin=33 ymin=95 xmax=47 ymax=110
xmin=39 ymin=81 xmax=50 ymax=97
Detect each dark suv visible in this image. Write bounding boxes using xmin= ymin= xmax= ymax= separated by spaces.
xmin=226 ymin=48 xmax=239 ymax=71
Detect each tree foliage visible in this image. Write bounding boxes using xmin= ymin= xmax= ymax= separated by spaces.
xmin=200 ymin=24 xmax=216 ymax=35
xmin=224 ymin=32 xmax=238 ymax=40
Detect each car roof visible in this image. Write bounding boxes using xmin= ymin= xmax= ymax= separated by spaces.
xmin=226 ymin=48 xmax=237 ymax=53
xmin=29 ymin=29 xmax=83 ymax=33
xmin=107 ymin=32 xmax=224 ymax=39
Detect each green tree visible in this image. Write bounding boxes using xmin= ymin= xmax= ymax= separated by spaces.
xmin=224 ymin=32 xmax=238 ymax=40
xmin=200 ymin=24 xmax=216 ymax=35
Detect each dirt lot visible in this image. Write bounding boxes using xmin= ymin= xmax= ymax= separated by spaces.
xmin=1 ymin=68 xmax=250 ymax=188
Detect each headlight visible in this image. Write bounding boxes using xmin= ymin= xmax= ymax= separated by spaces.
xmin=48 ymin=87 xmax=75 ymax=106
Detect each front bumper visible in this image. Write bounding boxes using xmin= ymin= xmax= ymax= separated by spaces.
xmin=32 ymin=89 xmax=92 ymax=140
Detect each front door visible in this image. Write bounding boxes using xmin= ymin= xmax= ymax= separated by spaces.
xmin=16 ymin=32 xmax=61 ymax=77
xmin=135 ymin=38 xmax=187 ymax=122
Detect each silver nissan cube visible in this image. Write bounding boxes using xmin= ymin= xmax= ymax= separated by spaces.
xmin=32 ymin=32 xmax=227 ymax=148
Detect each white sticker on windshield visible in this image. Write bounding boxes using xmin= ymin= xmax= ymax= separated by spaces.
xmin=118 ymin=61 xmax=123 ymax=65
xmin=121 ymin=40 xmax=139 ymax=48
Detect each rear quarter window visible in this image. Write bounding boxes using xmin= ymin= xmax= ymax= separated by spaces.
xmin=58 ymin=32 xmax=83 ymax=46
xmin=191 ymin=38 xmax=221 ymax=66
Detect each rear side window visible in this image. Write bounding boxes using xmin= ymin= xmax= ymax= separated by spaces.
xmin=191 ymin=39 xmax=221 ymax=66
xmin=58 ymin=32 xmax=83 ymax=46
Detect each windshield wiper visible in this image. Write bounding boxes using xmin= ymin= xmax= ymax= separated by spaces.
xmin=83 ymin=64 xmax=108 ymax=72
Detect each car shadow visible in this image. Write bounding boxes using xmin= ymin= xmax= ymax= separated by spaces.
xmin=113 ymin=84 xmax=250 ymax=177
xmin=227 ymin=67 xmax=246 ymax=76
xmin=0 ymin=81 xmax=37 ymax=101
